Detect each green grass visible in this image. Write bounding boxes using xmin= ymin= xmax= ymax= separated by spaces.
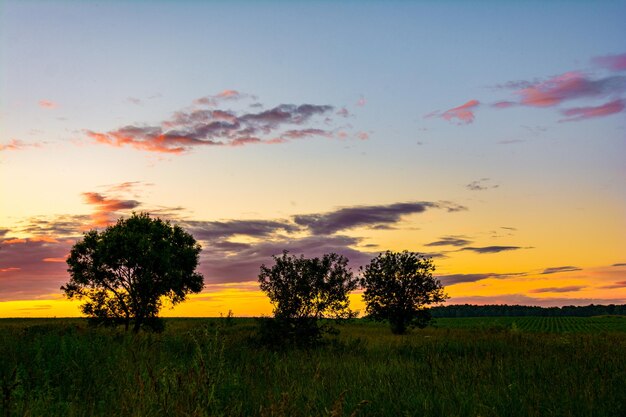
xmin=1 ymin=317 xmax=625 ymax=416
xmin=433 ymin=315 xmax=626 ymax=333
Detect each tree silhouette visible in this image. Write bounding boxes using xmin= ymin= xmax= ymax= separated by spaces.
xmin=62 ymin=213 xmax=204 ymax=332
xmin=360 ymin=251 xmax=446 ymax=334
xmin=258 ymin=251 xmax=358 ymax=346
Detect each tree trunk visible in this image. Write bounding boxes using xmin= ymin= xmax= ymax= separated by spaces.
xmin=132 ymin=316 xmax=142 ymax=333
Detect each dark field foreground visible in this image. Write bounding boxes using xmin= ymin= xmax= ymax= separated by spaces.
xmin=1 ymin=317 xmax=625 ymax=417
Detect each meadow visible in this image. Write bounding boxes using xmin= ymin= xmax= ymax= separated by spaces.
xmin=1 ymin=316 xmax=625 ymax=417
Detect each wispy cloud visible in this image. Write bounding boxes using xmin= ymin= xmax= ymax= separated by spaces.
xmin=438 ymin=271 xmax=526 ymax=285
xmin=293 ymin=201 xmax=465 ymax=235
xmin=0 ymin=139 xmax=43 ymax=151
xmin=599 ymin=280 xmax=626 ymax=289
xmin=193 ymin=90 xmax=256 ymax=106
xmin=592 ymin=53 xmax=626 ymax=72
xmin=514 ymin=72 xmax=625 ymax=107
xmin=15 ymin=214 xmax=89 ymax=238
xmin=466 ymin=178 xmax=499 ymax=191
xmin=38 ymin=99 xmax=57 ymax=109
xmin=85 ymin=92 xmax=358 ymax=154
xmin=428 ymin=100 xmax=480 ymax=125
xmin=425 ymin=236 xmax=472 ymax=247
xmin=530 ymin=285 xmax=586 ymax=294
xmin=559 ymin=99 xmax=625 ymax=122
xmin=540 ymin=266 xmax=582 ymax=275
xmin=459 ymin=246 xmax=526 ymax=254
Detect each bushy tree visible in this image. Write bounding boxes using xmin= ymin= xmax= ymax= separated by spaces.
xmin=360 ymin=251 xmax=447 ymax=334
xmin=258 ymin=251 xmax=358 ymax=346
xmin=62 ymin=213 xmax=204 ymax=332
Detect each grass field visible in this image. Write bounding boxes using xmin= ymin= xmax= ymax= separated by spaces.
xmin=1 ymin=317 xmax=625 ymax=417
xmin=435 ymin=315 xmax=626 ymax=333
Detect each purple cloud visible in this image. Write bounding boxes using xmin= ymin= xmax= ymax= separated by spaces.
xmin=437 ymin=271 xmax=526 ymax=286
xmin=599 ymin=281 xmax=626 ymax=289
xmin=294 ymin=201 xmax=465 ymax=235
xmin=0 ymin=237 xmax=74 ymax=301
xmin=592 ymin=53 xmax=626 ymax=72
xmin=515 ymin=72 xmax=625 ymax=107
xmin=540 ymin=266 xmax=582 ymax=275
xmin=530 ymin=286 xmax=587 ymax=294
xmin=425 ymin=236 xmax=472 ymax=247
xmin=183 ymin=220 xmax=299 ymax=241
xmin=459 ymin=246 xmax=526 ymax=254
xmin=86 ymin=93 xmax=349 ymax=154
xmin=559 ymin=99 xmax=625 ymax=122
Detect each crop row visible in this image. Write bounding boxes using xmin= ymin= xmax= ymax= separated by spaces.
xmin=435 ymin=316 xmax=626 ymax=333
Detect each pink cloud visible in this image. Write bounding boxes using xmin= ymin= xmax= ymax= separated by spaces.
xmin=592 ymin=53 xmax=626 ymax=72
xmin=559 ymin=99 xmax=625 ymax=122
xmin=492 ymin=101 xmax=517 ymax=109
xmin=356 ymin=131 xmax=369 ymax=140
xmin=336 ymin=108 xmax=350 ymax=117
xmin=440 ymin=99 xmax=480 ymax=125
xmin=356 ymin=97 xmax=367 ymax=107
xmin=515 ymin=71 xmax=623 ymax=107
xmin=0 ymin=237 xmax=74 ymax=301
xmin=38 ymin=100 xmax=57 ymax=109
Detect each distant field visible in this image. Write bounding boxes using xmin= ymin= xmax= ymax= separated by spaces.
xmin=1 ymin=317 xmax=625 ymax=416
xmin=434 ymin=315 xmax=626 ymax=333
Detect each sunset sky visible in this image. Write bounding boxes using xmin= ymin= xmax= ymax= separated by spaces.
xmin=1 ymin=1 xmax=625 ymax=317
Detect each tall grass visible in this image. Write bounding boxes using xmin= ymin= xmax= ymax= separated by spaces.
xmin=1 ymin=318 xmax=624 ymax=416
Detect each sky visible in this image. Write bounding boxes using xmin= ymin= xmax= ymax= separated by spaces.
xmin=1 ymin=0 xmax=625 ymax=317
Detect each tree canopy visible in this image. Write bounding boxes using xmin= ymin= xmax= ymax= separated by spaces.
xmin=62 ymin=213 xmax=204 ymax=331
xmin=360 ymin=251 xmax=447 ymax=334
xmin=258 ymin=251 xmax=358 ymax=345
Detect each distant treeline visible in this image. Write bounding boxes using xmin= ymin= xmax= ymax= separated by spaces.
xmin=430 ymin=304 xmax=626 ymax=318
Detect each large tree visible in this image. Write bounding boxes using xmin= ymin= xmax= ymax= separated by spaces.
xmin=360 ymin=251 xmax=447 ymax=334
xmin=62 ymin=213 xmax=204 ymax=331
xmin=258 ymin=251 xmax=358 ymax=346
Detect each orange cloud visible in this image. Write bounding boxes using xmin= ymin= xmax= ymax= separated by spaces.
xmin=82 ymin=192 xmax=140 ymax=227
xmin=0 ymin=139 xmax=42 ymax=151
xmin=4 ymin=238 xmax=26 ymax=244
xmin=42 ymin=258 xmax=66 ymax=263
